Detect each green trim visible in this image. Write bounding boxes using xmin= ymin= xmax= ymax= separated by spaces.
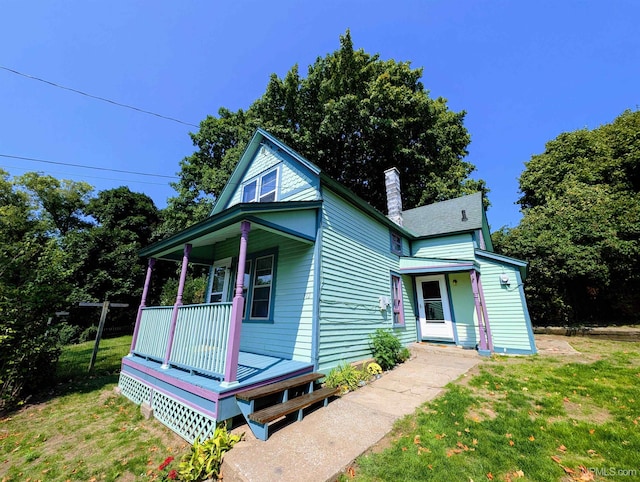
xmin=139 ymin=201 xmax=322 ymax=258
xmin=474 ymin=248 xmax=528 ymax=279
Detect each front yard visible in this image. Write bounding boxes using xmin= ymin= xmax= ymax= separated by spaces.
xmin=348 ymin=336 xmax=640 ymax=481
xmin=2 ymin=336 xmax=640 ymax=481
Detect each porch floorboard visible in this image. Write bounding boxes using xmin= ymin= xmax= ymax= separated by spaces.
xmin=125 ymin=351 xmax=314 ymax=396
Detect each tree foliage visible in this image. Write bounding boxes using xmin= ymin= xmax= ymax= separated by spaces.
xmin=167 ymin=31 xmax=486 ymax=229
xmin=494 ymin=110 xmax=640 ymax=325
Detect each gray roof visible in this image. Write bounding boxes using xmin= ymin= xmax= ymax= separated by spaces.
xmin=401 ymin=192 xmax=484 ymax=237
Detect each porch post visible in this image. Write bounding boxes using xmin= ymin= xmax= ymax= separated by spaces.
xmin=129 ymin=257 xmax=156 ymax=355
xmin=162 ymin=244 xmax=192 ymax=369
xmin=470 ymin=270 xmax=489 ymax=354
xmin=476 ymin=275 xmax=494 ymax=351
xmin=223 ymin=220 xmax=251 ymax=385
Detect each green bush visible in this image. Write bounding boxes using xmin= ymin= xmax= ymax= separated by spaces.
xmin=78 ymin=325 xmax=98 ymax=343
xmin=178 ymin=424 xmax=243 ymax=481
xmin=369 ymin=328 xmax=405 ymax=370
xmin=55 ymin=322 xmax=81 ymax=346
xmin=324 ymin=362 xmax=369 ymax=393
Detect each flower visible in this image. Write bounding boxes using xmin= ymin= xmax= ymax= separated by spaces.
xmin=167 ymin=469 xmax=178 ymax=480
xmin=367 ymin=362 xmax=382 ymax=375
xmin=158 ymin=456 xmax=174 ymax=471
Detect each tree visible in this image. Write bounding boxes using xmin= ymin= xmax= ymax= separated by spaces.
xmin=0 ymin=170 xmax=72 ymax=411
xmin=494 ymin=110 xmax=640 ymax=325
xmin=167 ymin=31 xmax=486 ymax=230
xmin=16 ymin=172 xmax=93 ymax=236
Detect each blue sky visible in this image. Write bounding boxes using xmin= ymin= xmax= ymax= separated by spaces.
xmin=1 ymin=1 xmax=638 ymax=230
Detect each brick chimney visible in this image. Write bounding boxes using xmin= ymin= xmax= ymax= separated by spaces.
xmin=384 ymin=167 xmax=403 ymax=226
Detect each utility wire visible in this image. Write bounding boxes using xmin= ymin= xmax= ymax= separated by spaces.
xmin=0 ymin=65 xmax=200 ymax=128
xmin=0 ymin=164 xmax=171 ymax=186
xmin=0 ymin=153 xmax=178 ymax=179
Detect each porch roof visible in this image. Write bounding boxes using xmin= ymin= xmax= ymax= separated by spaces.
xmin=140 ymin=200 xmax=321 ymax=264
xmin=399 ymin=256 xmax=479 ymax=274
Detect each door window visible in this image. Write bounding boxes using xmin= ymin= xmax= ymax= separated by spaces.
xmin=422 ymin=280 xmax=445 ymax=321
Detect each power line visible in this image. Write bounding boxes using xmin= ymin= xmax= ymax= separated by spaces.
xmin=0 ymin=65 xmax=200 ymax=128
xmin=0 ymin=153 xmax=178 ymax=179
xmin=0 ymin=164 xmax=172 ymax=186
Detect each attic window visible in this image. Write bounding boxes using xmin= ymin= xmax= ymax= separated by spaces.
xmin=242 ymin=168 xmax=278 ymax=203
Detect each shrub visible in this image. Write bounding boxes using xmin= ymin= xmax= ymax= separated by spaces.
xmin=178 ymin=424 xmax=242 ymax=481
xmin=324 ymin=362 xmax=369 ymax=393
xmin=78 ymin=325 xmax=98 ymax=343
xmin=55 ymin=322 xmax=81 ymax=346
xmin=369 ymin=329 xmax=404 ymax=370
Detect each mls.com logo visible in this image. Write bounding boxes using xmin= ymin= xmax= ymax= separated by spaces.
xmin=589 ymin=467 xmax=638 ymax=477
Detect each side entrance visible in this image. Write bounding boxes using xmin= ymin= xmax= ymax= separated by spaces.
xmin=416 ymin=275 xmax=455 ymax=342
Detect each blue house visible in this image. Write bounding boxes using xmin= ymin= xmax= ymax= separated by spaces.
xmin=118 ymin=128 xmax=535 ymax=441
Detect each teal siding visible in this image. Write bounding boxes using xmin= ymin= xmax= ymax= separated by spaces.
xmin=211 ymin=228 xmax=315 ymax=362
xmin=448 ymin=274 xmax=479 ymax=348
xmin=318 ymin=190 xmax=417 ymax=372
xmin=478 ymin=258 xmax=535 ymax=353
xmin=228 ymin=144 xmax=319 ymax=207
xmin=412 ymin=234 xmax=475 ymax=259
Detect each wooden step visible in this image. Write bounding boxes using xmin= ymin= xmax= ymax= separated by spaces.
xmin=248 ymin=386 xmax=339 ymax=425
xmin=236 ymin=372 xmax=324 ymax=401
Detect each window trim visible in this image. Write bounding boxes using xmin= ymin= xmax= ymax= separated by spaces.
xmin=239 ymin=248 xmax=278 ymax=323
xmin=391 ymin=273 xmax=405 ymax=326
xmin=206 ymin=257 xmax=232 ymax=303
xmin=241 ymin=167 xmax=279 ymax=204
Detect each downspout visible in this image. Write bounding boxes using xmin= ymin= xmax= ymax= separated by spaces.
xmin=311 ymin=207 xmax=323 ymax=371
xmin=222 ymin=220 xmax=251 ymax=386
xmin=130 ymin=257 xmax=155 ymax=355
xmin=162 ymin=244 xmax=192 ymax=369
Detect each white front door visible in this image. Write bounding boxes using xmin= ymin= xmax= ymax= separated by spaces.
xmin=416 ymin=275 xmax=455 ymax=341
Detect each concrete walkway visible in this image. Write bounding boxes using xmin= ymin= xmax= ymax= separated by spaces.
xmin=221 ymin=343 xmax=481 ymax=482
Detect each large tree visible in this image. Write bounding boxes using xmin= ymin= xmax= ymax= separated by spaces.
xmin=167 ymin=31 xmax=486 ymax=229
xmin=494 ymin=110 xmax=640 ymax=325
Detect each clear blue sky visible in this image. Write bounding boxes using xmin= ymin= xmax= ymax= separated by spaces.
xmin=1 ymin=1 xmax=638 ymax=230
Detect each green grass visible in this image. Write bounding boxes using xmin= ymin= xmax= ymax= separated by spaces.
xmin=0 ymin=335 xmax=187 ymax=481
xmin=348 ymin=338 xmax=640 ymax=481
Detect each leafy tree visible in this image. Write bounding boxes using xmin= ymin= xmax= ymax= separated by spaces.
xmin=167 ymin=31 xmax=486 ymax=230
xmin=494 ymin=110 xmax=640 ymax=325
xmin=16 ymin=172 xmax=93 ymax=236
xmin=0 ymin=170 xmax=72 ymax=411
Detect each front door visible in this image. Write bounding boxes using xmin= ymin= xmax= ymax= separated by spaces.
xmin=416 ymin=275 xmax=455 ymax=341
xmin=207 ymin=258 xmax=232 ymax=303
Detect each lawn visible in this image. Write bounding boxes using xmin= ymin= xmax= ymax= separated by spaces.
xmin=0 ymin=336 xmax=187 ymax=481
xmin=348 ymin=337 xmax=640 ymax=482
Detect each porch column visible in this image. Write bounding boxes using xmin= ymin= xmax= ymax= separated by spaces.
xmin=476 ymin=275 xmax=494 ymax=351
xmin=470 ymin=270 xmax=490 ymax=354
xmin=223 ymin=220 xmax=251 ymax=385
xmin=129 ymin=257 xmax=156 ymax=355
xmin=162 ymin=244 xmax=192 ymax=369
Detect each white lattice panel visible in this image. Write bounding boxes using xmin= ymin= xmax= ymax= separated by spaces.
xmin=118 ymin=373 xmax=151 ymax=405
xmin=151 ymin=391 xmax=216 ymax=443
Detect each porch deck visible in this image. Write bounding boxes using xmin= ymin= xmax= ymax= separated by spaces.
xmin=118 ymin=350 xmax=314 ymax=442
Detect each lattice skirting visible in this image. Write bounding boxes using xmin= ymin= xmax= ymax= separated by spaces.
xmin=118 ymin=373 xmax=216 ymax=443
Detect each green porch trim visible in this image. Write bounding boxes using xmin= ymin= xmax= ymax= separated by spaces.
xmin=139 ymin=201 xmax=322 ymax=261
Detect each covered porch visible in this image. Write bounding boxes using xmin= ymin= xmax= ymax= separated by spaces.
xmin=400 ymin=256 xmax=494 ymax=355
xmin=118 ymin=201 xmax=321 ymax=441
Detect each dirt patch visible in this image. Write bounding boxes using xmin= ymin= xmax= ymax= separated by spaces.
xmin=549 ymin=400 xmax=612 ymax=425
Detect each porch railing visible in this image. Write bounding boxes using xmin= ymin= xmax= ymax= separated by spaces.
xmin=134 ymin=306 xmax=173 ymax=361
xmin=169 ymin=303 xmax=233 ymax=379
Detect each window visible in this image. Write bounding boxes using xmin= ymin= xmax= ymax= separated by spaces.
xmin=391 ymin=274 xmax=405 ymax=326
xmin=242 ymin=168 xmax=278 ymax=203
xmin=238 ymin=249 xmax=277 ymax=322
xmin=250 ymin=255 xmax=274 ymax=318
xmin=390 ymin=232 xmax=402 ymax=255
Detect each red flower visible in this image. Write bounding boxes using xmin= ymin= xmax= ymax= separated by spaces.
xmin=167 ymin=469 xmax=178 ymax=480
xmin=158 ymin=456 xmax=174 ymax=470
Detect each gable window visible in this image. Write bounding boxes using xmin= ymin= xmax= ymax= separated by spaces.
xmin=391 ymin=274 xmax=405 ymax=326
xmin=242 ymin=168 xmax=278 ymax=203
xmin=390 ymin=231 xmax=403 ymax=255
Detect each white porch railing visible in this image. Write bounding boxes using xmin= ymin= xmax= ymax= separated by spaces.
xmin=169 ymin=302 xmax=233 ymax=379
xmin=134 ymin=306 xmax=173 ymax=360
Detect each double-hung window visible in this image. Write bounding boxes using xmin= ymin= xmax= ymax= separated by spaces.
xmin=242 ymin=168 xmax=278 ymax=203
xmin=391 ymin=274 xmax=405 ymax=326
xmin=390 ymin=231 xmax=403 ymax=255
xmin=239 ymin=250 xmax=277 ymax=322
